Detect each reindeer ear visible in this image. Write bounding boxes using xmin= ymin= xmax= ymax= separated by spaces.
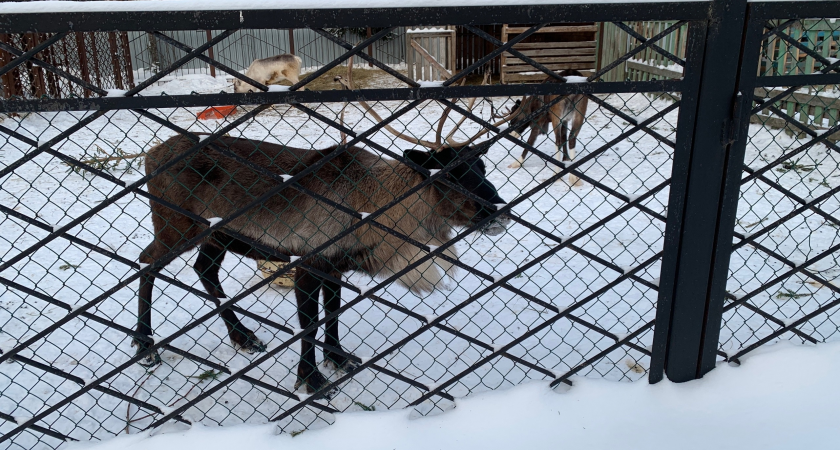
xmin=404 ymin=149 xmax=437 ymax=170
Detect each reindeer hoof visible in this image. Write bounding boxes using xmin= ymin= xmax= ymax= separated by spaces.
xmin=508 ymin=161 xmax=522 ymax=169
xmin=567 ymin=174 xmax=583 ymax=187
xmin=231 ymin=330 xmax=267 ymax=354
xmin=324 ymin=353 xmax=360 ymax=373
xmin=132 ymin=338 xmax=162 ymax=367
xmin=294 ymin=371 xmax=337 ymax=399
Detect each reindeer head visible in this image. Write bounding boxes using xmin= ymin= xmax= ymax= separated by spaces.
xmin=232 ymin=78 xmax=258 ymax=94
xmin=404 ymin=146 xmax=510 ymax=236
xmin=336 ymin=74 xmax=517 ymax=236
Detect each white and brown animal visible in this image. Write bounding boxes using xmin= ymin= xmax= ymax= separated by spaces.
xmin=233 ymin=54 xmax=303 ymax=93
xmin=134 ymin=113 xmax=511 ymax=397
xmin=505 ymin=69 xmax=589 ymax=186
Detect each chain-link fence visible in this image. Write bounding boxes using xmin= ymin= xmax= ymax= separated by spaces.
xmin=720 ymin=15 xmax=840 ymax=363
xmin=0 ymin=32 xmax=134 ymax=99
xmin=0 ymin=1 xmax=838 ymax=450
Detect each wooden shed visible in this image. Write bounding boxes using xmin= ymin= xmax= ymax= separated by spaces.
xmin=500 ymin=23 xmax=599 ymax=83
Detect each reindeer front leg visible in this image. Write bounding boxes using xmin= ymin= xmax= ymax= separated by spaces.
xmin=293 ymin=269 xmax=335 ymax=398
xmin=560 ymin=121 xmax=581 ymax=186
xmin=508 ymin=128 xmax=539 ymax=169
xmin=548 ymin=111 xmax=575 ymax=185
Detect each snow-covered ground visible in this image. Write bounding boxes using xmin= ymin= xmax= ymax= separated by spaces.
xmin=0 ymin=71 xmax=838 ymax=449
xmin=64 ymin=341 xmax=840 ymax=450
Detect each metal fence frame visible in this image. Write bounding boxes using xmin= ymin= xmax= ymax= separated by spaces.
xmin=0 ymin=0 xmax=838 ymax=448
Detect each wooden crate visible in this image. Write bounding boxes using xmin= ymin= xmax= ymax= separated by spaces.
xmin=500 ymin=23 xmax=598 ymax=84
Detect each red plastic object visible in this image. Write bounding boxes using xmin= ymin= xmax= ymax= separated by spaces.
xmin=197 ymin=105 xmax=237 ymax=120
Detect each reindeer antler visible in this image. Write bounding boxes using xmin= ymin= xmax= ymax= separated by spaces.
xmin=337 ymin=69 xmax=520 ymax=152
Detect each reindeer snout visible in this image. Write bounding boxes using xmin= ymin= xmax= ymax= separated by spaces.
xmin=479 ymin=204 xmax=512 ymax=236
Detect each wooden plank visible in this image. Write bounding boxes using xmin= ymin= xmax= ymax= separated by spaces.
xmin=514 ymin=48 xmax=596 ymax=57
xmin=511 ymin=41 xmax=597 ymax=49
xmin=754 ymin=87 xmax=840 ymax=110
xmin=506 ymin=25 xmax=598 ymax=34
xmin=625 ymin=60 xmax=682 ymax=79
xmin=500 ymin=24 xmax=508 ymax=83
xmin=504 ymin=55 xmax=596 ymax=65
xmin=502 ymin=61 xmax=594 ymax=73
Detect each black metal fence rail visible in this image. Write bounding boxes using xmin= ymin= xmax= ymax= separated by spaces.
xmin=0 ymin=1 xmax=837 ymax=449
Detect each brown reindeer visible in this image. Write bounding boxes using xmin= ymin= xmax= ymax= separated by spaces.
xmin=505 ymin=69 xmax=589 ymax=186
xmin=135 ymin=111 xmax=512 ymax=397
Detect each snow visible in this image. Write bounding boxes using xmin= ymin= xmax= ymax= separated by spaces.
xmin=1 ymin=69 xmax=837 ymax=448
xmin=267 ymin=86 xmax=290 ymax=93
xmin=564 ymin=76 xmax=589 ymax=83
xmin=207 ymin=217 xmax=224 ymax=227
xmin=355 ymin=285 xmax=372 ymax=296
xmin=417 ymin=81 xmax=444 ymax=88
xmin=63 ymin=342 xmax=840 ymax=450
xmin=0 ymin=0 xmax=711 ymax=13
xmin=104 ymin=90 xmax=127 ymax=98
xmin=406 ymin=28 xmax=451 ymax=33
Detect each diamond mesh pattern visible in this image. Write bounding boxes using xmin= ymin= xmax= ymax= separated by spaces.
xmin=0 ymin=16 xmax=695 ymax=450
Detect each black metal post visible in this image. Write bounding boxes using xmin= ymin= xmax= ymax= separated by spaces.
xmin=649 ymin=0 xmax=752 ymax=383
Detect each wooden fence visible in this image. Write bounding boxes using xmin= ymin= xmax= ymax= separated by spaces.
xmin=599 ymin=19 xmax=840 ymax=140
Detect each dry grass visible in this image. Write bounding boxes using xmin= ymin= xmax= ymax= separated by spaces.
xmin=272 ymin=65 xmax=385 ymax=90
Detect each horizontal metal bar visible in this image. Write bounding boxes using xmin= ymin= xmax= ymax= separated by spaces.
xmin=0 ymin=80 xmax=684 ymax=113
xmin=0 ymin=4 xmax=712 ymax=33
xmin=755 ymin=73 xmax=840 ymax=88
xmin=750 ymin=1 xmax=840 ymax=20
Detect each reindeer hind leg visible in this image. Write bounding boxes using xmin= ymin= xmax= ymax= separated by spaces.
xmin=194 ymin=240 xmax=266 ymax=354
xmin=322 ymin=273 xmax=358 ymax=373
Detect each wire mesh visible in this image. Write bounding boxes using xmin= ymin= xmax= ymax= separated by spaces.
xmin=720 ymin=17 xmax=840 ymax=362
xmin=0 ymin=32 xmax=133 ymax=99
xmin=0 ymin=10 xmax=760 ymax=450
